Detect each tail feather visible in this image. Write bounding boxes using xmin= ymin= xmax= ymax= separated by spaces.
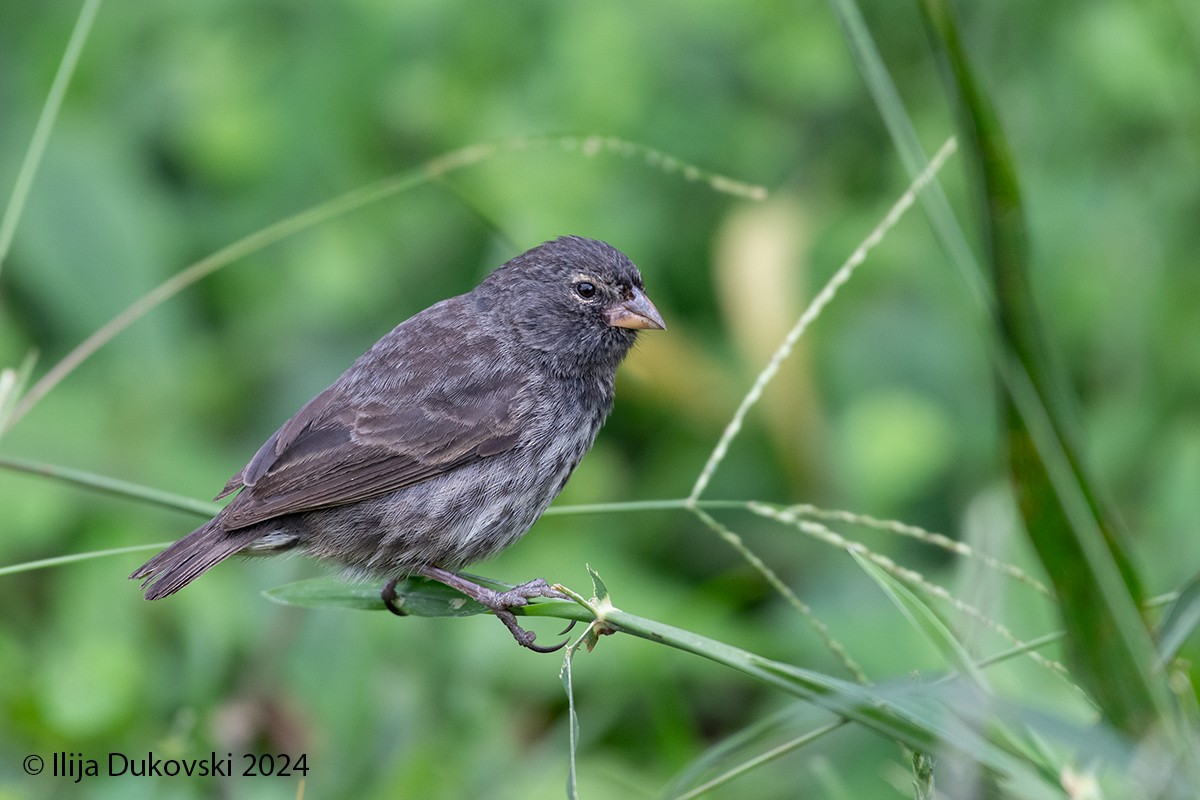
xmin=131 ymin=519 xmax=260 ymax=600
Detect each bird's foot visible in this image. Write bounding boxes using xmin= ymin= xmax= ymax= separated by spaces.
xmin=490 ymin=577 xmax=568 ymax=607
xmin=412 ymin=567 xmax=573 ymax=653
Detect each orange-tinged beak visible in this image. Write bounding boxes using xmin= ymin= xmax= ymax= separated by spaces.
xmin=605 ymin=287 xmax=666 ymax=331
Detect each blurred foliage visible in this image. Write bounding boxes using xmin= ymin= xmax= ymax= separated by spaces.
xmin=1 ymin=0 xmax=1199 ymax=798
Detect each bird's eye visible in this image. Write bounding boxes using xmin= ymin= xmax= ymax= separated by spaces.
xmin=574 ymin=281 xmax=597 ymax=299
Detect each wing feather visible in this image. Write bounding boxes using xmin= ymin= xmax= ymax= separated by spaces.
xmin=216 ymin=327 xmax=529 ymax=529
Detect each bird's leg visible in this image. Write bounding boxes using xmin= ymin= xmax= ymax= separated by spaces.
xmin=413 ymin=565 xmax=571 ymax=653
xmin=381 ymin=577 xmax=408 ymax=617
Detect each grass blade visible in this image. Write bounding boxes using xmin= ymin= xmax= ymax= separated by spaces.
xmin=0 ymin=543 xmax=162 ymax=578
xmin=916 ymin=0 xmax=1170 ymax=736
xmin=0 ymin=455 xmax=218 ymax=517
xmin=663 ymin=706 xmax=845 ymax=799
xmin=549 ymin=582 xmax=1055 ymax=791
xmin=4 ymin=136 xmax=762 ymax=432
xmin=827 ymin=0 xmax=989 ymax=310
xmin=1157 ymin=571 xmax=1200 ymax=667
xmin=688 ymin=137 xmax=956 ymax=502
xmin=561 ymin=651 xmax=582 ymax=800
xmin=849 ymin=549 xmax=988 ymax=688
xmin=0 ymin=0 xmax=102 ymax=276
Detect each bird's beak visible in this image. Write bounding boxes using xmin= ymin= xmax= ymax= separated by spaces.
xmin=605 ymin=288 xmax=666 ymax=331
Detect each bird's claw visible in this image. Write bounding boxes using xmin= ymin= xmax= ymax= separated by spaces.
xmin=381 ymin=577 xmax=408 ymax=617
xmin=489 ymin=579 xmax=571 ymax=653
xmin=496 ymin=610 xmax=569 ymax=653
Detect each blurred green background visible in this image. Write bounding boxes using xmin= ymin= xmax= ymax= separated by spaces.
xmin=1 ymin=0 xmax=1198 ymax=797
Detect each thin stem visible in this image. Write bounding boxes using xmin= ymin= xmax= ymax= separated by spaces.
xmin=783 ymin=503 xmax=1052 ymax=598
xmin=6 ymin=157 xmax=447 ymax=430
xmin=670 ymin=720 xmax=847 ymax=800
xmin=693 ymin=507 xmax=871 ymax=685
xmin=544 ymin=498 xmax=748 ymax=516
xmin=969 ymin=631 xmax=1065 ymax=673
xmin=5 ymin=136 xmax=764 ymax=431
xmin=828 ymin=0 xmax=988 ymax=312
xmin=0 ymin=453 xmax=762 ymax=520
xmin=0 ymin=543 xmax=164 ymax=577
xmin=0 ymin=0 xmax=102 ymax=276
xmin=0 ymin=456 xmax=218 ymax=517
xmin=752 ymin=502 xmax=1089 ymax=701
xmin=689 ymin=137 xmax=957 ymax=502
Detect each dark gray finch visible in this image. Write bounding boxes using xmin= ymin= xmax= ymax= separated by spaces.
xmin=131 ymin=236 xmax=665 ymax=652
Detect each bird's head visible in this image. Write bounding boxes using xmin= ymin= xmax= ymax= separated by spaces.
xmin=479 ymin=236 xmax=665 ymax=375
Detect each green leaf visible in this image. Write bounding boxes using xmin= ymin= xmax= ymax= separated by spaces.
xmin=848 ymin=549 xmax=988 ymax=688
xmin=586 ymin=563 xmax=609 ymax=604
xmin=263 ymin=576 xmax=487 ymax=616
xmin=263 ymin=574 xmax=586 ymax=622
xmin=916 ymin=0 xmax=1168 ymax=736
xmin=912 ymin=749 xmax=935 ymax=800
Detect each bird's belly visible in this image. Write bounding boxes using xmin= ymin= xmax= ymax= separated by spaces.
xmin=294 ymin=431 xmax=591 ymax=576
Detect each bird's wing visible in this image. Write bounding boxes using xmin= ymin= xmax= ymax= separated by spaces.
xmin=215 ymin=369 xmax=527 ymax=530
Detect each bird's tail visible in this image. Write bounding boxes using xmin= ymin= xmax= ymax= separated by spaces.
xmin=130 ymin=519 xmax=259 ymax=600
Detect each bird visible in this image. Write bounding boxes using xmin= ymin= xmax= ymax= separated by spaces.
xmin=131 ymin=235 xmax=665 ymax=652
